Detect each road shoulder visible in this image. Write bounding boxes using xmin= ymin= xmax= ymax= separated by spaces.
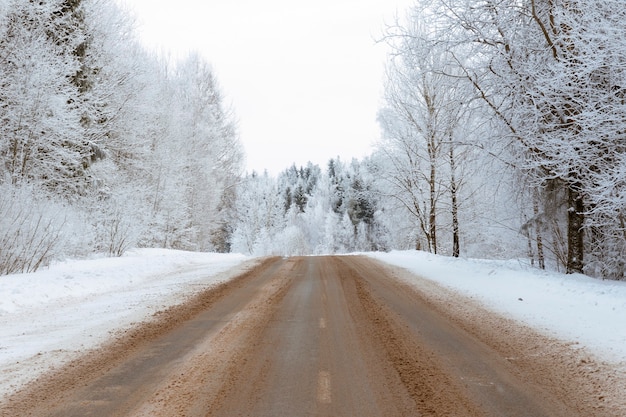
xmin=366 ymin=256 xmax=626 ymax=416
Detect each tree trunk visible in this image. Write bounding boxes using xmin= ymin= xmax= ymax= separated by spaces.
xmin=449 ymin=144 xmax=460 ymax=257
xmin=533 ymin=193 xmax=545 ymax=269
xmin=527 ymin=232 xmax=535 ymax=267
xmin=536 ymin=224 xmax=545 ymax=269
xmin=566 ymin=185 xmax=584 ymax=274
xmin=429 ymin=139 xmax=437 ymax=254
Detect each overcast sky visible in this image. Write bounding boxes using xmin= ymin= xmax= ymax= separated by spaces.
xmin=118 ymin=0 xmax=414 ymax=174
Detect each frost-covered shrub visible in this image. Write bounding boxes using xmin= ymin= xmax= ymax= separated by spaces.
xmin=88 ymin=189 xmax=145 ymax=257
xmin=0 ymin=184 xmax=69 ymax=275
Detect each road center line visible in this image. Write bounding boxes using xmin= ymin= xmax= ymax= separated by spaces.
xmin=319 ymin=317 xmax=326 ymax=329
xmin=317 ymin=371 xmax=331 ymax=404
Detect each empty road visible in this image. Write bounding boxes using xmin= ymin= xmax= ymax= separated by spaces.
xmin=1 ymin=256 xmax=620 ymax=416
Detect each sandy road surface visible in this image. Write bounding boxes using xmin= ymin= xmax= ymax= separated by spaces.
xmin=1 ymin=256 xmax=623 ymax=416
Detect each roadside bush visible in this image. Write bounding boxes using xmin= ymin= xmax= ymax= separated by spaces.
xmin=0 ymin=183 xmax=69 ymax=275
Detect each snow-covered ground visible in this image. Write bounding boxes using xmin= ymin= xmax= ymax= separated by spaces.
xmin=0 ymin=249 xmax=250 ymax=398
xmin=368 ymin=251 xmax=626 ymax=365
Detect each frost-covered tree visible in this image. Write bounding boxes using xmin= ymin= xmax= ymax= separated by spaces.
xmin=377 ymin=18 xmax=478 ymax=256
xmin=401 ymin=0 xmax=626 ymax=278
xmin=382 ymin=0 xmax=626 ymax=278
xmin=230 ymin=159 xmax=386 ymax=256
xmin=0 ymin=0 xmax=85 ymax=195
xmin=169 ymin=54 xmax=243 ymax=250
xmin=0 ymin=0 xmax=245 ymax=272
xmin=230 ymin=172 xmax=284 ymax=255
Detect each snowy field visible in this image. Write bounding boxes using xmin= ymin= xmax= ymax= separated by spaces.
xmin=1 ymin=249 xmax=626 ymax=399
xmin=368 ymin=251 xmax=626 ymax=365
xmin=0 ymin=249 xmax=250 ymax=398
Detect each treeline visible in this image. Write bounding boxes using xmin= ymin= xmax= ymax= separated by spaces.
xmin=3 ymin=0 xmax=625 ymax=281
xmin=230 ymin=160 xmax=386 ymax=256
xmin=376 ymin=0 xmax=626 ymax=279
xmin=230 ymin=156 xmax=522 ymax=259
xmin=0 ymin=0 xmax=243 ymax=274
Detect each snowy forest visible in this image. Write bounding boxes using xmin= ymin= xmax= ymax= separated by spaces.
xmin=0 ymin=0 xmax=243 ymax=275
xmin=2 ymin=0 xmax=626 ymax=280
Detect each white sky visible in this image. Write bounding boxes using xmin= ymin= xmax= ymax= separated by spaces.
xmin=117 ymin=0 xmax=414 ymax=174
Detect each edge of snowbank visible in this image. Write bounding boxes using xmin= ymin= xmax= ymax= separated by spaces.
xmin=0 ymin=249 xmax=248 ymax=315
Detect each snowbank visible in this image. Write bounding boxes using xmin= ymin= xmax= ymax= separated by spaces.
xmin=0 ymin=249 xmax=249 ymax=397
xmin=367 ymin=251 xmax=626 ymax=364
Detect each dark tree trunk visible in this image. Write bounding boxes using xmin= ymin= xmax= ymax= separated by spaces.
xmin=533 ymin=193 xmax=545 ymax=269
xmin=566 ymin=186 xmax=584 ymax=274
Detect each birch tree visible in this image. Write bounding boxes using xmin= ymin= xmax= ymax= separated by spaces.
xmin=377 ymin=19 xmax=473 ymax=255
